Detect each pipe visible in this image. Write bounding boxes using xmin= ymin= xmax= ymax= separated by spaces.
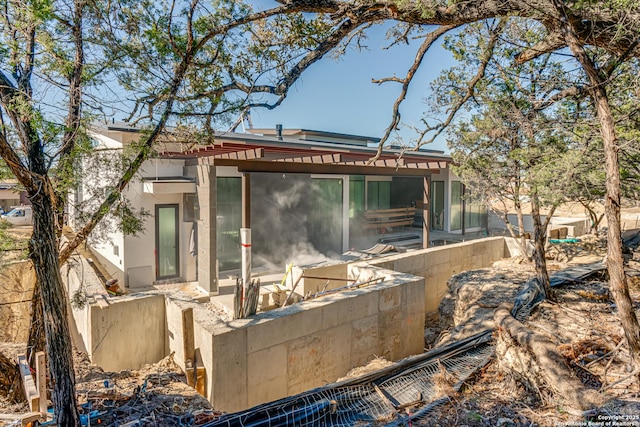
xmin=240 ymin=228 xmax=251 ymax=294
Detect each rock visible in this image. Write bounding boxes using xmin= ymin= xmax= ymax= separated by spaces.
xmin=436 ymin=267 xmax=530 ymax=345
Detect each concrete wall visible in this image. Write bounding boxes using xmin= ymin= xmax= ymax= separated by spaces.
xmin=550 ymin=217 xmax=590 ymax=237
xmin=64 ymin=254 xmax=168 ymax=371
xmin=177 ymin=266 xmax=425 ymax=412
xmin=298 ymin=263 xmax=348 ymax=295
xmin=489 ymin=212 xmax=590 ymax=237
xmin=68 ymin=235 xmax=513 ymax=413
xmin=365 ymin=237 xmax=506 ymax=314
xmin=89 ymin=293 xmax=166 ymax=372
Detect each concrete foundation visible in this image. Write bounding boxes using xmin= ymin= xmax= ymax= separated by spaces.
xmin=66 ymin=236 xmax=512 ymax=412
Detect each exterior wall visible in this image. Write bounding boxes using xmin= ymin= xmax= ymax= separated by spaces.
xmin=180 ymin=266 xmax=425 ymax=412
xmin=74 ymin=133 xmax=196 ymax=289
xmin=122 ymin=184 xmax=185 ymax=286
xmin=63 ymin=253 xmax=167 ymax=370
xmin=0 ymin=188 xmax=20 ymax=211
xmin=63 ymin=255 xmax=105 ymax=353
xmin=89 ymin=293 xmax=166 ymax=371
xmin=366 ymin=237 xmax=506 ymax=314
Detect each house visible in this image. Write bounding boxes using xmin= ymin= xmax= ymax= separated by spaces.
xmin=69 ymin=124 xmax=487 ymax=295
xmin=0 ymin=180 xmax=29 ymax=213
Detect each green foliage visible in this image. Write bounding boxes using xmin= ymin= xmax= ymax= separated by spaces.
xmin=117 ymin=201 xmax=150 ymax=236
xmin=432 ymin=19 xmax=595 ymax=213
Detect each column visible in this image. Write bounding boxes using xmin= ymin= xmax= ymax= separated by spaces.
xmin=196 ymin=159 xmax=218 ymax=295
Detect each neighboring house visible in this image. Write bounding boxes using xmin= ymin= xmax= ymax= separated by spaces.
xmin=0 ymin=180 xmax=29 ymax=213
xmin=69 ymin=124 xmax=486 ymax=294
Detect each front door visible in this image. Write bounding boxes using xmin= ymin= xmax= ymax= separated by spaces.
xmin=156 ymin=204 xmax=179 ymax=279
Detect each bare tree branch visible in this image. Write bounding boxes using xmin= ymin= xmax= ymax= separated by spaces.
xmin=416 ymin=19 xmax=505 ymax=148
xmin=368 ymin=24 xmax=457 ymax=162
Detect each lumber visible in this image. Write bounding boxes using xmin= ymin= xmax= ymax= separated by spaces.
xmin=35 ymin=352 xmax=47 ymax=414
xmin=182 ymin=307 xmax=195 ymax=371
xmin=17 ymin=354 xmax=38 ymax=412
xmin=361 ymin=207 xmax=416 ymax=230
xmin=0 ymin=412 xmax=42 ymax=425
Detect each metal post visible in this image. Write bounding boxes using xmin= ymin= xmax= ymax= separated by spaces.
xmin=423 ymin=176 xmax=430 ymax=248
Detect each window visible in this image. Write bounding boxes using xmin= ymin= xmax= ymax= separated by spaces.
xmin=451 ymin=181 xmax=486 ymax=231
xmin=431 ymin=181 xmax=445 ymax=231
xmin=367 ymin=181 xmax=390 ymax=210
xmin=349 ymin=175 xmax=364 ymax=217
xmin=216 ymin=177 xmax=242 ymax=271
xmin=183 ymin=193 xmax=196 ymax=222
xmin=451 ymin=182 xmax=463 ymax=231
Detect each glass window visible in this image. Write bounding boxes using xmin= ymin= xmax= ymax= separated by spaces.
xmin=451 ymin=182 xmax=463 ymax=231
xmin=431 ymin=181 xmax=445 ymax=231
xmin=156 ymin=205 xmax=179 ymax=278
xmin=216 ymin=177 xmax=242 ymax=271
xmin=367 ymin=181 xmax=390 ymax=210
xmin=349 ymin=176 xmax=364 ymax=218
xmin=309 ymin=178 xmax=343 ymax=254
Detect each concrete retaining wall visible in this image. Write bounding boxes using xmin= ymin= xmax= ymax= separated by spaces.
xmin=67 ymin=236 xmax=514 ymax=412
xmin=365 ymin=237 xmax=506 ymax=313
xmin=64 ymin=255 xmax=167 ymax=371
xmin=89 ymin=293 xmax=166 ymax=371
xmin=173 ymin=266 xmax=425 ymax=412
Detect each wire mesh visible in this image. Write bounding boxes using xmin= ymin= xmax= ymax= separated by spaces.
xmin=205 ymin=262 xmax=608 ymax=427
xmin=204 ymin=337 xmax=494 ymax=427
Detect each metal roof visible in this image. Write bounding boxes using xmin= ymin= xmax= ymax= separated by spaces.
xmin=158 ymin=130 xmax=451 ymax=177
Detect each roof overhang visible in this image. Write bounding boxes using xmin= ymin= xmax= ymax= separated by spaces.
xmin=143 ymin=178 xmax=195 ymax=194
xmin=159 ymin=137 xmax=450 ymax=177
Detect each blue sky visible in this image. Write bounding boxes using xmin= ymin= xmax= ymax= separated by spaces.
xmin=247 ymin=5 xmax=457 ymax=152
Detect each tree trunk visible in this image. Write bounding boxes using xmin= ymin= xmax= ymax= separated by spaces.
xmin=27 ymin=282 xmax=45 ymax=369
xmin=515 ymin=204 xmax=530 ymax=260
xmin=579 ymin=200 xmax=603 ymax=235
xmin=594 ymin=91 xmax=640 ymax=367
xmin=530 ymin=192 xmax=552 ymax=299
xmin=555 ymin=3 xmax=640 ymax=366
xmin=29 ymin=189 xmax=80 ymax=426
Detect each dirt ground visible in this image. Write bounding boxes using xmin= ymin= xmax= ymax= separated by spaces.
xmin=1 ymin=221 xmax=640 ymax=426
xmin=420 ymin=235 xmax=640 ymax=427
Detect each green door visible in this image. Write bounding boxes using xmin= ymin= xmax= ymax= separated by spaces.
xmin=156 ymin=204 xmax=179 ymax=279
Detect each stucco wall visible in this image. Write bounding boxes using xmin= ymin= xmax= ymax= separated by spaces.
xmin=179 ymin=266 xmax=425 ymax=412
xmin=365 ymin=237 xmax=506 ymax=313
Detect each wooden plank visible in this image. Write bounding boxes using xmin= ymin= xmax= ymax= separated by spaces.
xmin=95 ymin=294 xmax=109 ymax=308
xmin=195 ymin=367 xmax=206 ymax=396
xmin=35 ymin=352 xmax=47 ymax=414
xmin=182 ymin=307 xmax=195 ymax=369
xmin=0 ymin=412 xmax=42 ymax=425
xmin=17 ymin=355 xmax=38 ymax=412
xmin=361 ymin=207 xmax=416 ymax=230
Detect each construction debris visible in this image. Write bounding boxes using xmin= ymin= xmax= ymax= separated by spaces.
xmin=233 ymin=278 xmax=261 ymax=319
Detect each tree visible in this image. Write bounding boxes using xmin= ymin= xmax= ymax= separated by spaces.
xmin=272 ymin=0 xmax=640 ymax=368
xmin=434 ymin=20 xmax=588 ymax=298
xmin=0 ymin=1 xmax=332 ymax=425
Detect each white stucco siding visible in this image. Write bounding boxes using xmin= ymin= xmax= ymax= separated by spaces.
xmin=138 ymin=159 xmax=186 ymax=178
xmin=123 ymin=182 xmax=195 ymax=288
